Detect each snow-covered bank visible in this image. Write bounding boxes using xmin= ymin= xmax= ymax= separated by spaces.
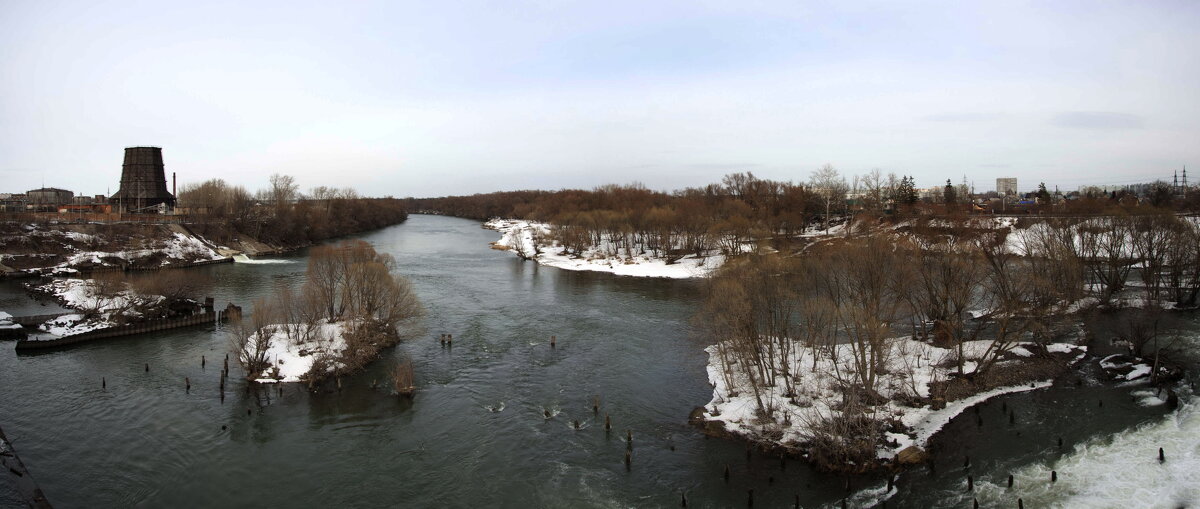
xmin=26 ymin=278 xmax=157 ymax=338
xmin=700 ymin=337 xmax=1087 ymax=462
xmin=0 ymin=223 xmax=230 ymax=274
xmin=250 ymin=321 xmax=350 ymax=383
xmin=485 ymin=218 xmax=725 ymax=278
xmin=62 ymin=231 xmax=226 ymax=269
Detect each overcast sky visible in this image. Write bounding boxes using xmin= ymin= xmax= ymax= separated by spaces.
xmin=2 ymin=1 xmax=1198 ymax=197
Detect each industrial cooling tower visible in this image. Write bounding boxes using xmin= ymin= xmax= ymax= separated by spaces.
xmin=109 ymin=146 xmax=176 ymax=213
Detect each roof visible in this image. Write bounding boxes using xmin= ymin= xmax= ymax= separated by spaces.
xmin=26 ymin=187 xmax=72 ymax=193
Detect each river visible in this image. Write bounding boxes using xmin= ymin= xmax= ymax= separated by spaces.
xmin=0 ymin=214 xmax=1196 ymax=508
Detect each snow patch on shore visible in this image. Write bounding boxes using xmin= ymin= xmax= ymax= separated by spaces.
xmin=485 ymin=218 xmax=725 ymax=279
xmin=25 ymin=278 xmax=165 ymax=338
xmin=252 ymin=321 xmax=349 ymax=383
xmin=60 ymin=231 xmax=225 ymax=269
xmin=701 ymin=337 xmax=1084 ymax=460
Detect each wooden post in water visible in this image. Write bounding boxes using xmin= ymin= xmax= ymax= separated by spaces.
xmin=1159 ymin=447 xmax=1165 ymax=462
xmin=1051 ymin=470 xmax=1057 ymax=483
xmin=593 ymin=397 xmax=599 ymax=414
xmin=624 ymin=450 xmax=631 ymax=471
xmin=605 ymin=413 xmax=611 ymax=431
xmin=1057 ymin=437 xmax=1063 ymax=449
xmin=447 ymin=334 xmax=452 ymax=345
xmin=723 ymin=465 xmax=730 ymax=482
xmin=747 ymin=489 xmax=753 ymax=508
xmin=551 ymin=335 xmax=556 ymax=348
xmin=967 ymin=475 xmax=974 ymax=491
xmin=145 ymin=363 xmax=149 ymax=373
xmin=886 ymin=475 xmax=893 ymax=491
xmin=626 ymin=429 xmax=633 ymax=448
xmin=102 ymin=377 xmax=106 ymax=389
xmin=964 ymin=455 xmax=970 ymax=469
xmin=202 ymin=355 xmax=206 ymax=369
xmin=681 ymin=492 xmax=686 ymax=507
xmin=186 ymin=377 xmax=190 ymax=393
xmin=1008 ymin=474 xmax=1014 ymax=488
xmin=1018 ymin=498 xmax=1024 ymax=509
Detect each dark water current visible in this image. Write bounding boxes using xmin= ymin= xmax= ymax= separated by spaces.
xmin=1 ymin=214 xmax=1195 ymax=508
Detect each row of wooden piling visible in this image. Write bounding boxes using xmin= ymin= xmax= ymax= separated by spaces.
xmin=440 ymin=333 xmax=560 ymax=347
xmin=100 ymin=353 xmax=234 ymax=402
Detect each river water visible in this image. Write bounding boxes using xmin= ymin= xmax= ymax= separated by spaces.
xmin=0 ymin=214 xmax=1195 ymax=508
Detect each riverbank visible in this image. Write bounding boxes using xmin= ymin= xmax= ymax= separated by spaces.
xmin=484 ymin=218 xmax=725 ymax=278
xmin=0 ymin=222 xmax=233 ymax=276
xmin=12 ymin=276 xmax=225 ymax=349
xmin=695 ymin=336 xmax=1090 ymax=472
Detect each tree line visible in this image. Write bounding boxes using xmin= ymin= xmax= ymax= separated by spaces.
xmin=409 ymin=169 xmax=1200 ymax=263
xmin=410 ymin=170 xmax=868 ymax=259
xmin=178 ymin=174 xmax=409 ymax=248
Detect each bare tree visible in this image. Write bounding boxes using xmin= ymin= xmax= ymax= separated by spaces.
xmin=230 ymin=298 xmax=280 ymax=380
xmin=810 ymin=164 xmax=848 ymax=234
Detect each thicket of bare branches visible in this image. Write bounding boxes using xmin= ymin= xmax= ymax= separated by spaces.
xmin=230 ymin=240 xmax=423 ymax=382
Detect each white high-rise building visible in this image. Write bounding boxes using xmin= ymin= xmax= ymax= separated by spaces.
xmin=996 ymin=178 xmax=1017 ymax=195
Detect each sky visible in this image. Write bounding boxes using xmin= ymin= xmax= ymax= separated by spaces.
xmin=2 ymin=0 xmax=1198 ymax=198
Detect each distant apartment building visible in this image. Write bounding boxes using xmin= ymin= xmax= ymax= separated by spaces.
xmin=996 ymin=178 xmax=1018 ymax=195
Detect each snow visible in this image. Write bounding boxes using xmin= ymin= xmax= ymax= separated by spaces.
xmin=1009 ymin=346 xmax=1034 ymax=357
xmin=1125 ymin=364 xmax=1152 ymax=381
xmin=1099 ymin=354 xmax=1130 ymax=370
xmin=485 ymin=218 xmax=725 ymax=279
xmin=700 ymin=337 xmax=1086 ymax=460
xmin=58 ymin=231 xmax=225 ymax=269
xmin=251 ymin=321 xmax=350 ymax=383
xmin=0 ymin=311 xmax=20 ymax=331
xmin=28 ymin=278 xmax=164 ymax=338
xmin=36 ymin=313 xmax=109 ymax=337
xmin=35 ymin=278 xmax=152 ymax=314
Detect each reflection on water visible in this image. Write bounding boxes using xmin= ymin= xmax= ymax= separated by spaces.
xmin=0 ymin=214 xmax=1194 ymax=508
